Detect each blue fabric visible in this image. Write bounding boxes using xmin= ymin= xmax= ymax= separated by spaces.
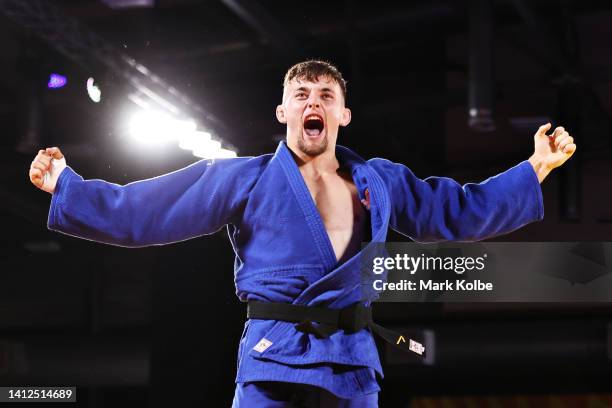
xmin=231 ymin=381 xmax=378 ymax=407
xmin=48 ymin=141 xmax=544 ymax=398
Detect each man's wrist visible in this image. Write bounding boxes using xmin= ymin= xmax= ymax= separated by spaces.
xmin=528 ymin=154 xmax=551 ymax=184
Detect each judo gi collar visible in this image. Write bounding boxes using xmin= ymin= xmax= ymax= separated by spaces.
xmin=273 ymin=141 xmax=390 ymax=270
xmin=273 ymin=141 xmax=366 ymax=174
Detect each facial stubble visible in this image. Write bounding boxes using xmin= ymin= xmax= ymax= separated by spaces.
xmin=297 ymin=131 xmax=328 ymax=157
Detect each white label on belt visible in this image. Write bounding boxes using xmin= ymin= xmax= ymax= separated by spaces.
xmin=409 ymin=339 xmax=425 ymax=355
xmin=253 ymin=338 xmax=273 ymax=353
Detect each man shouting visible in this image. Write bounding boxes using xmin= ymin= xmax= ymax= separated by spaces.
xmin=29 ymin=60 xmax=575 ymax=407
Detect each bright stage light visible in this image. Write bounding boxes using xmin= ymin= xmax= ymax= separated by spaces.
xmin=47 ymin=73 xmax=67 ymax=89
xmin=215 ymin=148 xmax=238 ymax=158
xmin=178 ymin=130 xmax=211 ymax=151
xmin=193 ymin=139 xmax=221 ymax=158
xmin=188 ymin=136 xmax=237 ymax=158
xmin=87 ymin=77 xmax=101 ymax=103
xmin=128 ymin=109 xmax=237 ymax=158
xmin=129 ymin=111 xmax=196 ymax=145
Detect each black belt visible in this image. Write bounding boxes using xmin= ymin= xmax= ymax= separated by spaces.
xmin=247 ymin=301 xmax=426 ymax=357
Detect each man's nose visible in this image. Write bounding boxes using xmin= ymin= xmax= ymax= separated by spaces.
xmin=307 ymin=97 xmax=320 ymax=109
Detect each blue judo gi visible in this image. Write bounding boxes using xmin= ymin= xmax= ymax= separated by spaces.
xmin=47 ymin=141 xmax=544 ymax=405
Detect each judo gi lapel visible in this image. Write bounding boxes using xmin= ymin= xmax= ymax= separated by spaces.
xmin=273 ymin=141 xmax=391 ymax=307
xmin=275 ymin=141 xmax=338 ymax=272
xmin=294 ymin=145 xmax=391 ymax=307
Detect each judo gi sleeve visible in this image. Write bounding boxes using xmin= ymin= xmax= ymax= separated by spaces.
xmin=371 ymin=158 xmax=544 ymax=242
xmin=48 ymin=157 xmax=259 ymax=247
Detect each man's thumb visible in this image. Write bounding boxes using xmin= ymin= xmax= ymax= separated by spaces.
xmin=45 ymin=147 xmax=64 ymax=160
xmin=536 ymin=123 xmax=552 ymax=136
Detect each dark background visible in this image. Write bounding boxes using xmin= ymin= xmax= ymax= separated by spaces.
xmin=0 ymin=0 xmax=611 ymax=407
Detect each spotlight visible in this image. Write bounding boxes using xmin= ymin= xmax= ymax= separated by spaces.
xmin=47 ymin=73 xmax=67 ymax=89
xmin=193 ymin=144 xmax=237 ymax=159
xmin=193 ymin=139 xmax=221 ymax=158
xmin=86 ymin=77 xmax=101 ymax=103
xmin=127 ymin=109 xmax=237 ymax=158
xmin=129 ymin=111 xmax=196 ymax=145
xmin=215 ymin=148 xmax=238 ymax=158
xmin=185 ymin=134 xmax=237 ymax=159
xmin=178 ymin=130 xmax=211 ymax=151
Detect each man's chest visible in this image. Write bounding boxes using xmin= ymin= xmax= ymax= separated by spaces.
xmin=302 ymin=172 xmax=362 ymax=219
xmin=301 ymin=171 xmax=369 ymax=261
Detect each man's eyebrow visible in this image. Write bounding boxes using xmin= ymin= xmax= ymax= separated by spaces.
xmin=291 ymin=86 xmax=336 ymax=95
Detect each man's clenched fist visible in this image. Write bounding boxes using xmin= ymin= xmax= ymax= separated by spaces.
xmin=528 ymin=123 xmax=577 ymax=183
xmin=29 ymin=147 xmax=67 ymax=194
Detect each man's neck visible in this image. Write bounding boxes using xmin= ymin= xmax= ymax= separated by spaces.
xmin=287 ymin=142 xmax=340 ymax=178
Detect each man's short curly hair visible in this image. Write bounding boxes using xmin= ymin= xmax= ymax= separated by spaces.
xmin=283 ymin=60 xmax=347 ymax=101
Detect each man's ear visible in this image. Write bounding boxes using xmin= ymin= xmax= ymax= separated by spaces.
xmin=276 ymin=105 xmax=287 ymax=124
xmin=340 ymin=107 xmax=352 ymax=127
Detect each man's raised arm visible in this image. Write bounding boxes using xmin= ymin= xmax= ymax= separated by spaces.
xmin=370 ymin=124 xmax=576 ymax=243
xmin=29 ymin=147 xmax=258 ymax=247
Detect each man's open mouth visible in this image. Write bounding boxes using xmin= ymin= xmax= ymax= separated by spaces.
xmin=303 ymin=114 xmax=325 ymax=137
